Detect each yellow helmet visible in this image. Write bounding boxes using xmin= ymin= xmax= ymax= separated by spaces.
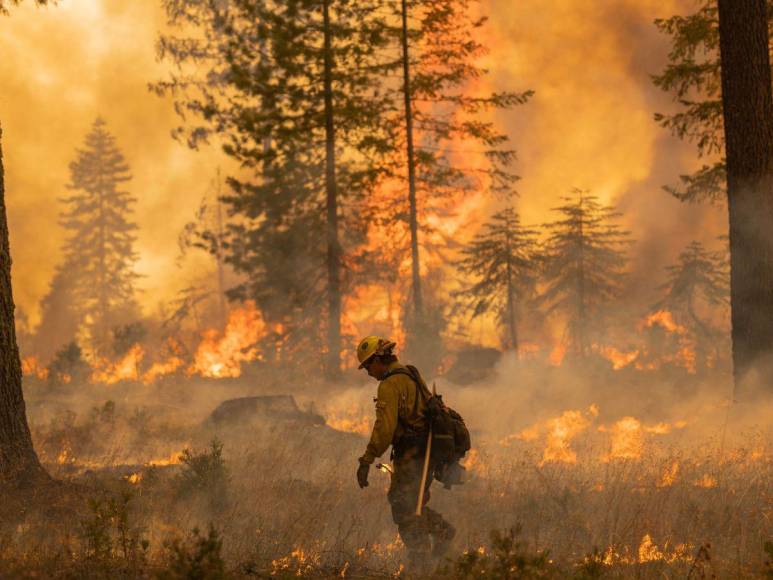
xmin=356 ymin=335 xmax=396 ymax=369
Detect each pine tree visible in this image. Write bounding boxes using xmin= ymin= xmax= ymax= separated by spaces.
xmin=652 ymin=0 xmax=773 ymax=203
xmin=30 ymin=257 xmax=81 ymax=362
xmin=540 ymin=190 xmax=632 ymax=358
xmin=716 ymin=0 xmax=773 ymax=396
xmin=155 ymin=0 xmax=395 ymax=374
xmin=381 ymin=0 xmax=532 ymax=340
xmin=59 ymin=118 xmax=140 ymax=351
xmin=654 ymin=240 xmax=729 ymax=367
xmin=454 ymin=208 xmax=540 ymax=353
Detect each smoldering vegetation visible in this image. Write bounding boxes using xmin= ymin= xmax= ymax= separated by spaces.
xmin=1 ymin=354 xmax=770 ymax=579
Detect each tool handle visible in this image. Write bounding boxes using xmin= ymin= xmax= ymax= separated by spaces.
xmin=415 ymin=427 xmax=433 ymax=516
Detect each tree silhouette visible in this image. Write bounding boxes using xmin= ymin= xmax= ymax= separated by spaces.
xmin=540 ymin=190 xmax=632 ymax=357
xmin=60 ymin=118 xmax=140 ymax=351
xmin=454 ymin=208 xmax=540 ymax=352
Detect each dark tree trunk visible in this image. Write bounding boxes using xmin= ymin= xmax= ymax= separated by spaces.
xmin=401 ymin=0 xmax=423 ymax=320
xmin=0 ymin=127 xmax=48 ymax=485
xmin=504 ymin=230 xmax=518 ymax=353
xmin=717 ymin=0 xmax=773 ymax=398
xmin=323 ymin=0 xmax=341 ymax=376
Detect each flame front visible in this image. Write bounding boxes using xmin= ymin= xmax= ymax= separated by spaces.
xmin=188 ymin=301 xmax=265 ymax=379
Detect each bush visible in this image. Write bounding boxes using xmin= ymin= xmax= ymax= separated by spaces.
xmin=176 ymin=439 xmax=229 ymax=511
xmin=438 ymin=526 xmax=555 ymax=579
xmin=158 ymin=526 xmax=228 ymax=580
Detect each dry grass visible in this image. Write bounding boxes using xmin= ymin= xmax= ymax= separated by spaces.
xmin=1 ymin=364 xmax=771 ymax=578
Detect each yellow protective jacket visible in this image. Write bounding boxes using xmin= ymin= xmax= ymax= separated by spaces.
xmin=359 ymin=361 xmax=428 ymax=465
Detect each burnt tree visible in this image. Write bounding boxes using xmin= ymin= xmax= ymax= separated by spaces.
xmin=0 ymin=129 xmax=47 ymax=484
xmin=717 ymin=0 xmax=773 ymax=396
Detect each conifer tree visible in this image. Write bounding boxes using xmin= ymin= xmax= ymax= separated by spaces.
xmin=539 ymin=190 xmax=632 ymax=358
xmin=59 ymin=118 xmax=140 ymax=351
xmin=155 ymin=0 xmax=395 ymax=374
xmin=382 ymin=0 xmax=532 ymax=339
xmin=652 ymin=0 xmax=773 ymax=203
xmin=654 ymin=240 xmax=729 ymax=367
xmin=31 ymin=257 xmax=81 ymax=362
xmin=454 ymin=208 xmax=540 ymax=353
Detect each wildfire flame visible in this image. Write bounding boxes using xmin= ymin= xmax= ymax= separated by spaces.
xmin=188 ymin=301 xmax=265 ymax=378
xmin=539 ymin=405 xmax=598 ymax=465
xmin=21 ymin=355 xmax=49 ymax=380
xmin=657 ymin=461 xmax=680 ymax=487
xmin=91 ymin=344 xmax=144 ymax=384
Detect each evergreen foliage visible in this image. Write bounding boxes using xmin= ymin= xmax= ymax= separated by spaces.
xmin=652 ymin=0 xmax=773 ymax=203
xmin=540 ymin=190 xmax=632 ymax=357
xmin=32 ymin=256 xmax=81 ymax=361
xmin=56 ymin=118 xmax=140 ymax=350
xmin=454 ymin=208 xmax=540 ymax=352
xmin=377 ymin=0 xmax=532 ymax=345
xmin=154 ymin=0 xmax=396 ymax=370
xmin=0 ymin=0 xmax=50 ymax=15
xmin=654 ymin=240 xmax=729 ymax=366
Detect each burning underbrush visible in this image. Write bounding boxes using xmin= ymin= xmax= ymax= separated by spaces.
xmin=3 ymin=358 xmax=771 ymax=578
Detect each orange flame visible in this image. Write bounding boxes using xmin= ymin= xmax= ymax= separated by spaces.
xmin=90 ymin=344 xmax=144 ymax=385
xmin=657 ymin=461 xmax=680 ymax=487
xmin=21 ymin=355 xmax=49 ymax=380
xmin=641 ymin=310 xmax=688 ymax=334
xmin=597 ymin=345 xmax=639 ymax=370
xmin=539 ymin=405 xmax=598 ymax=465
xmin=188 ymin=301 xmax=265 ymax=378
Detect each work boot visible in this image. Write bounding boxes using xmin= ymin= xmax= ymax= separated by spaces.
xmin=430 ymin=520 xmax=456 ymax=559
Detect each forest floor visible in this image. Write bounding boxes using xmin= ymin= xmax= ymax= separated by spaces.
xmin=1 ymin=360 xmax=771 ymax=578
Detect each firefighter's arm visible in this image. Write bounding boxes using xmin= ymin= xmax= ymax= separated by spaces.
xmin=359 ymin=380 xmax=399 ymax=465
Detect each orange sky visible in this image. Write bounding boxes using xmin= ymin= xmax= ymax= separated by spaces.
xmin=0 ymin=0 xmax=726 ymax=328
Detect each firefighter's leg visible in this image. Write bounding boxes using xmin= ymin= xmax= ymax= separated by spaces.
xmin=424 ymin=506 xmax=456 ymax=558
xmin=388 ymin=447 xmax=430 ymax=567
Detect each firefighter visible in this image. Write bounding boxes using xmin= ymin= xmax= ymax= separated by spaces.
xmin=355 ymin=335 xmax=455 ymax=568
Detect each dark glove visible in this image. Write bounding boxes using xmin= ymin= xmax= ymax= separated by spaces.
xmin=357 ymin=461 xmax=370 ymax=488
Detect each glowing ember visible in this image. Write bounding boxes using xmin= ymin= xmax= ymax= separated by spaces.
xmin=147 ymin=450 xmax=183 ymax=467
xmin=326 ymin=412 xmax=372 ymax=436
xmin=21 ymin=356 xmax=49 ymax=380
xmin=548 ymin=343 xmax=567 ymax=366
xmin=642 ymin=310 xmax=687 ymax=335
xmin=657 ymin=461 xmax=680 ymax=487
xmin=188 ymin=301 xmax=265 ymax=378
xmin=638 ymin=534 xmax=663 ymax=563
xmin=597 ymin=345 xmax=639 ymax=370
xmin=694 ymin=474 xmax=717 ymax=488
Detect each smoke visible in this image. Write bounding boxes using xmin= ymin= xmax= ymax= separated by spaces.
xmin=1 ymin=0 xmax=729 ymax=337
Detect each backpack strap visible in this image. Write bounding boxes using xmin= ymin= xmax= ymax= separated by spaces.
xmin=381 ymin=366 xmax=431 ymax=416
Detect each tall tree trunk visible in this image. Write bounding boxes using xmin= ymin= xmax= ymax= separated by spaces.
xmin=401 ymin=0 xmax=423 ymax=320
xmin=504 ymin=229 xmax=518 ymax=353
xmin=576 ymin=201 xmax=587 ymax=358
xmin=323 ymin=0 xmax=341 ymax=376
xmin=0 ymin=127 xmax=48 ymax=485
xmin=214 ymin=169 xmax=227 ymax=329
xmin=717 ymin=0 xmax=773 ymax=398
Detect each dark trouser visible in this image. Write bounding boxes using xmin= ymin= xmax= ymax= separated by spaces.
xmin=388 ymin=445 xmax=454 ymax=563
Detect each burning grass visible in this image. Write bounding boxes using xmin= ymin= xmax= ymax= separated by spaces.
xmin=3 ymin=361 xmax=771 ymax=578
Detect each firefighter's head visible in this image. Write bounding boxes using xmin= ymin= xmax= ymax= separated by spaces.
xmin=356 ymin=335 xmax=397 ymax=380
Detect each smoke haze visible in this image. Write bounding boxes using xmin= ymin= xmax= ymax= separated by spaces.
xmin=1 ymin=0 xmax=725 ymax=330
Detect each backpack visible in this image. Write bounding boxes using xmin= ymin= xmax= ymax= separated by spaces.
xmin=382 ymin=364 xmax=472 ymax=487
